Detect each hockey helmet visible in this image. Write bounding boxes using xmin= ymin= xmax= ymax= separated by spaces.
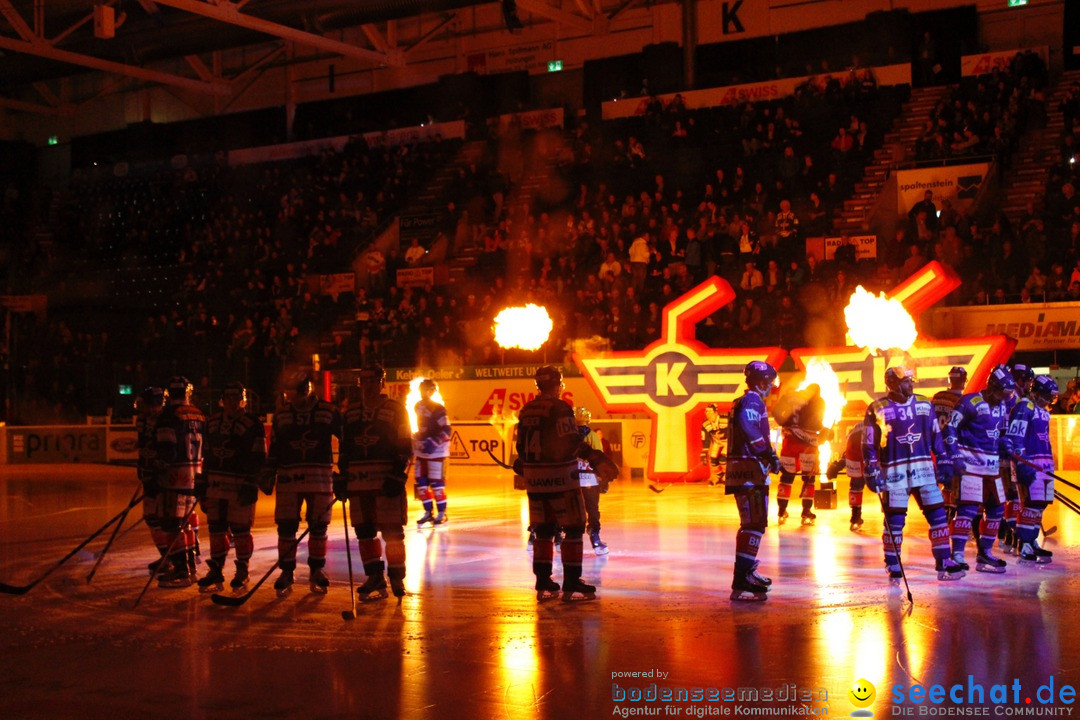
xmin=167 ymin=376 xmax=193 ymax=403
xmin=948 ymin=366 xmax=968 ymax=389
xmin=357 ymin=364 xmax=385 ymax=387
xmin=534 ymin=365 xmax=564 ymax=393
xmin=137 ymin=386 xmax=166 ymax=412
xmin=222 ymin=381 xmax=247 ymax=407
xmin=744 ymin=361 xmax=778 ymax=393
xmin=1011 ymin=363 xmax=1035 ymax=394
xmin=985 ymin=365 xmax=1017 ymax=402
xmin=575 ymin=405 xmax=592 ymax=427
xmin=884 ymin=366 xmax=915 ymax=399
xmin=294 ymin=375 xmax=315 ymax=398
xmin=1030 ymin=375 xmax=1059 ymax=407
xmin=419 ymin=378 xmax=438 ymax=396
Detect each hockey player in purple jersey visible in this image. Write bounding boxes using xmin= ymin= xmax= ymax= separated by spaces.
xmin=1005 ymin=374 xmax=1058 ymax=566
xmin=942 ymin=366 xmax=1015 ymax=574
xmin=263 ymin=376 xmax=342 ymax=595
xmin=1000 ymin=363 xmax=1035 ymax=552
xmin=725 ymin=361 xmax=781 ymax=601
xmin=863 ymin=366 xmax=964 ymax=582
xmin=414 ymin=379 xmax=451 ymax=527
xmin=197 ymin=382 xmax=267 ymax=592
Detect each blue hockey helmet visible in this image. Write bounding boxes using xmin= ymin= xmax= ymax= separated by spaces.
xmin=1030 ymin=375 xmax=1059 ymax=407
xmin=744 ymin=361 xmax=778 ymax=395
xmin=985 ymin=365 xmax=1017 ymax=401
xmin=884 ymin=366 xmax=915 ymax=398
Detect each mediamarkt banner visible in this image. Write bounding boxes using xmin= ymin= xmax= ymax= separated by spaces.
xmin=895 ymin=162 xmax=989 ymax=216
xmin=926 ymin=302 xmax=1080 ymax=352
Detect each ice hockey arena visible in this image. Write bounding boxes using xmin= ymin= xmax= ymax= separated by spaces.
xmin=1 ymin=0 xmax=1079 ymax=718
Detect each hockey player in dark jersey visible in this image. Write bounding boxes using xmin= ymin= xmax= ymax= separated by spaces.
xmin=932 ymin=366 xmax=967 ymax=518
xmin=863 ymin=366 xmax=964 ymax=582
xmin=263 ymin=375 xmax=342 ymax=595
xmin=154 ymin=376 xmax=206 ymax=588
xmin=1000 ymin=363 xmax=1035 ymax=553
xmin=725 ymin=361 xmax=781 ymax=601
xmin=772 ymin=384 xmax=829 ymax=525
xmin=701 ymin=404 xmax=725 ymax=487
xmin=827 ymin=420 xmax=867 ymax=531
xmin=516 ymin=366 xmax=598 ymax=602
xmin=338 ymin=364 xmax=413 ymax=601
xmin=197 ymin=382 xmax=267 ymax=592
xmin=414 ymin=378 xmax=451 ymax=527
xmin=942 ymin=366 xmax=1015 ymax=574
xmin=1005 ymin=374 xmax=1058 ymax=566
xmin=136 ymin=386 xmax=168 ymax=576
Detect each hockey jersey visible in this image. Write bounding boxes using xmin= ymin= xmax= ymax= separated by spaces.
xmin=340 ymin=395 xmax=411 ymax=492
xmin=701 ymin=416 xmax=724 ymax=461
xmin=725 ymin=391 xmax=774 ymax=489
xmin=863 ymin=394 xmax=948 ymax=489
xmin=516 ymin=395 xmax=580 ymax=494
xmin=204 ymin=411 xmax=267 ymax=495
xmin=577 ymin=425 xmax=603 ymax=488
xmin=268 ymin=398 xmax=342 ymax=492
xmin=943 ymin=392 xmax=1009 ymax=476
xmin=931 ymin=389 xmax=963 ymax=430
xmin=155 ymin=403 xmax=206 ymax=491
xmin=136 ymin=413 xmax=160 ymax=484
xmin=414 ymin=398 xmax=451 ymax=459
xmin=843 ymin=421 xmax=865 ymax=479
xmin=1005 ymin=398 xmax=1054 ymax=481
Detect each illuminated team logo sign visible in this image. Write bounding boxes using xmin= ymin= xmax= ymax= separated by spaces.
xmin=574 ymin=278 xmax=785 ymax=480
xmin=790 ymin=263 xmax=1016 ymax=406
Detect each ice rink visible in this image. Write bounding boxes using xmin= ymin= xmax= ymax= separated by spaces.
xmin=2 ymin=463 xmax=1078 ymax=719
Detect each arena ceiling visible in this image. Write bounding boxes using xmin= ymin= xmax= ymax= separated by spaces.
xmin=0 ymin=0 xmax=623 ymax=114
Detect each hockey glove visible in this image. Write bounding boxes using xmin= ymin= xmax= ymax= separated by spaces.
xmin=584 ymin=448 xmax=620 ymax=484
xmin=825 ymin=458 xmax=845 ymax=481
xmin=256 ymin=467 xmax=277 ymax=496
xmin=864 ymin=465 xmax=883 ymax=493
xmin=237 ymin=483 xmax=258 ymax=507
xmin=512 ymin=457 xmax=524 ymax=476
xmin=193 ymin=476 xmax=208 ymax=504
xmin=766 ymin=453 xmax=782 ymax=476
xmin=141 ymin=478 xmax=160 ymax=499
xmin=935 ymin=461 xmax=954 ymax=488
xmin=1015 ymin=462 xmax=1037 ymax=488
xmin=381 ymin=477 xmax=406 ymax=498
xmin=332 ymin=472 xmax=348 ymax=501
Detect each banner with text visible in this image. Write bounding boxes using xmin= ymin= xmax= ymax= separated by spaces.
xmin=496 ymin=107 xmax=565 ymax=132
xmin=926 ymin=302 xmax=1080 ymax=352
xmin=824 ymin=235 xmax=877 ymax=260
xmin=362 ymin=120 xmax=466 ymax=149
xmin=467 ymin=40 xmax=555 ymax=75
xmin=895 ymin=162 xmax=989 ymax=217
xmin=5 ymin=426 xmax=108 ymax=464
xmin=961 ymin=47 xmax=1049 ymax=77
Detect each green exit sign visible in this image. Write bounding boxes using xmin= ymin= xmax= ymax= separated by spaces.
xmin=1007 ymin=0 xmax=1027 ymax=6
xmin=47 ymin=136 xmax=58 ymax=145
xmin=547 ymin=60 xmax=563 ymax=72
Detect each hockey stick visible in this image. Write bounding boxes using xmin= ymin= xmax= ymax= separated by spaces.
xmin=1009 ymin=454 xmax=1080 ymax=494
xmin=1054 ymin=489 xmax=1080 ymax=517
xmin=484 ymin=446 xmax=514 ymax=470
xmin=210 ymin=525 xmax=314 ymax=607
xmin=877 ymin=491 xmax=914 ymax=609
xmin=0 ymin=493 xmax=144 ymax=595
xmin=86 ymin=483 xmax=143 ymax=584
xmin=120 ymin=497 xmax=200 ymax=611
xmin=341 ymin=500 xmax=356 ymax=621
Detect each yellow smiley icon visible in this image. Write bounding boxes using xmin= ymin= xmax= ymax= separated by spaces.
xmin=849 ymin=679 xmax=876 ymax=708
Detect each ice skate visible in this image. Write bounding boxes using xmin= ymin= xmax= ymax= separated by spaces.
xmin=148 ymin=557 xmax=168 ymax=577
xmin=800 ymin=509 xmax=817 ymax=526
xmin=951 ymin=551 xmax=970 ymax=572
xmin=561 ymin=578 xmax=597 ymax=602
xmin=589 ymin=530 xmax=609 ymax=556
xmin=390 ymin=577 xmax=406 ymax=601
xmin=975 ymin=549 xmax=1007 ymax=574
xmin=526 ymin=529 xmax=536 ymax=552
xmin=935 ymin=557 xmax=966 ymax=581
xmin=309 ymin=567 xmax=330 ymax=594
xmin=273 ymin=567 xmax=295 ymax=596
xmin=230 ymin=561 xmax=249 ymax=590
xmin=158 ymin=559 xmax=194 ymax=589
xmin=850 ymin=518 xmax=864 ymax=532
xmin=196 ymin=560 xmax=225 ymax=592
xmin=1018 ymin=540 xmax=1052 ymax=566
xmin=433 ymin=511 xmax=447 ymax=526
xmin=749 ymin=563 xmax=772 ymax=587
xmin=357 ymin=574 xmax=388 ymax=602
xmin=535 ymin=576 xmax=560 ymax=602
xmin=730 ymin=571 xmax=769 ymax=601
xmin=1031 ymin=539 xmax=1053 ymax=564
xmin=777 ymin=509 xmax=789 ymax=525
xmin=886 ymin=565 xmax=904 ymax=585
xmin=849 ymin=508 xmax=864 ymax=532
xmin=416 ymin=511 xmax=435 ymax=528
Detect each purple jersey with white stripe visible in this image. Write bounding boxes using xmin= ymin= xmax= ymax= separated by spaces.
xmin=943 ymin=392 xmax=1009 ymax=476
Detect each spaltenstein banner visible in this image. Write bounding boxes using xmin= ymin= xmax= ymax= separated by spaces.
xmin=496 ymin=107 xmax=565 ymax=132
xmin=926 ymin=302 xmax=1080 ymax=352
xmin=602 ymin=63 xmax=911 ymax=120
xmin=895 ymin=162 xmax=989 ymax=216
xmin=362 ymin=120 xmax=466 ymax=148
xmin=961 ymin=47 xmax=1049 ymax=77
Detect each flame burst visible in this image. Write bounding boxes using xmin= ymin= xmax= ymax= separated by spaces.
xmin=493 ymin=304 xmax=553 ymax=351
xmin=405 ymin=376 xmax=445 ymax=434
xmin=844 ymin=286 xmax=917 ymax=354
xmin=797 ymin=358 xmax=846 ymax=475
